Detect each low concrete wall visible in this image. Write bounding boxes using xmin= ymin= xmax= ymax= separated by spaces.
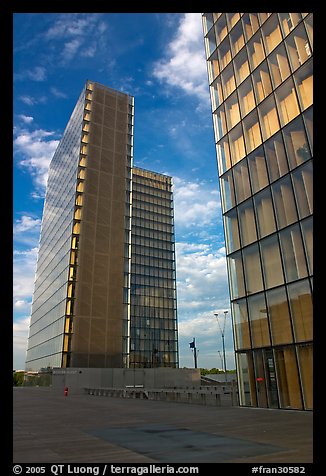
xmin=52 ymin=367 xmax=201 ymax=394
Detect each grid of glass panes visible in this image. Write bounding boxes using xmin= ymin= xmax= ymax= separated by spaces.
xmin=26 ymin=85 xmax=87 ymax=371
xmin=130 ymin=168 xmax=178 ymax=368
xmin=203 ymin=13 xmax=313 ymax=410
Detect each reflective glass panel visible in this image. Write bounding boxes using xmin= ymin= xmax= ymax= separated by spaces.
xmin=227 ymin=251 xmax=245 ymax=299
xmin=287 ymin=279 xmax=313 ymax=342
xmin=291 ymin=161 xmax=313 ymax=218
xmin=238 ymin=198 xmax=257 ymax=246
xmin=266 ymin=287 xmax=293 ymax=344
xmin=248 ymin=293 xmax=270 ymax=347
xmin=254 ymin=187 xmax=276 ymax=238
xmin=260 ymin=234 xmax=284 ymax=289
xmin=247 ymin=146 xmax=269 ymax=193
xmin=233 ymin=159 xmax=251 ymax=203
xmin=272 ymin=175 xmax=298 ymax=229
xmin=242 ymin=244 xmax=264 ymax=295
xmin=283 ymin=116 xmax=311 ymax=169
xmin=264 ymin=132 xmax=289 ymax=182
xmin=279 ymin=224 xmax=308 ymax=282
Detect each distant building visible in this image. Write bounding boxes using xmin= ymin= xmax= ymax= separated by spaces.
xmin=202 ymin=13 xmax=313 ymax=410
xmin=25 ymin=81 xmax=178 ymax=372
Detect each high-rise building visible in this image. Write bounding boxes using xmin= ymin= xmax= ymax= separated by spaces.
xmin=25 ymin=81 xmax=178 ymax=372
xmin=202 ymin=13 xmax=313 ymax=410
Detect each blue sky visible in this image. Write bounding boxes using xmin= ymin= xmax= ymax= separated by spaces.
xmin=13 ymin=12 xmax=235 ymax=371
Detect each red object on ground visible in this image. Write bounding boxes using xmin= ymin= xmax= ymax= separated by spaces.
xmin=64 ymin=387 xmax=69 ymax=396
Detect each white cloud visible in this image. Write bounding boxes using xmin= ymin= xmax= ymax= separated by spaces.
xmin=14 ymin=128 xmax=59 ymax=191
xmin=27 ymin=66 xmax=47 ymax=81
xmin=14 ymin=215 xmax=41 ymax=234
xmin=173 ymin=176 xmax=221 ymax=229
xmin=19 ymin=95 xmax=47 ymax=106
xmin=62 ymin=38 xmax=83 ymax=61
xmin=50 ymin=87 xmax=68 ymax=99
xmin=13 ymin=247 xmax=38 ymax=301
xmin=152 ymin=13 xmax=208 ymax=102
xmin=13 ymin=316 xmax=31 ymax=370
xmin=18 ymin=115 xmax=34 ymax=124
xmin=175 ymin=241 xmax=228 ymax=315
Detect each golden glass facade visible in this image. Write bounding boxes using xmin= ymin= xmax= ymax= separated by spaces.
xmin=202 ymin=13 xmax=313 ymax=410
xmin=25 ymin=81 xmax=178 ymax=371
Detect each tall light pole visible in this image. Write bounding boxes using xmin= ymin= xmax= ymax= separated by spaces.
xmin=214 ymin=311 xmax=228 ymax=382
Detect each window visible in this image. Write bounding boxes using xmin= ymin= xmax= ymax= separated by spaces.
xmin=248 ymin=147 xmax=269 ymax=193
xmin=243 ymin=244 xmax=264 ymax=295
xmin=272 ymin=176 xmax=298 ymax=229
xmin=264 ymin=132 xmax=289 ymax=182
xmin=233 ymin=160 xmax=251 ymax=203
xmin=297 ymin=344 xmax=313 ymax=410
xmin=304 ymin=14 xmax=313 ymax=50
xmin=283 ymin=116 xmax=311 ymax=170
xmin=238 ymin=199 xmax=257 ymax=246
xmin=303 ymin=107 xmax=313 ymax=152
xmin=285 ymin=24 xmax=311 ymax=72
xmin=274 ymin=347 xmax=303 ymax=409
xmin=247 ymin=31 xmax=265 ymax=70
xmin=267 ymin=44 xmax=291 ymax=88
xmin=258 ymin=13 xmax=272 ymax=25
xmin=213 ymin=105 xmax=227 ymax=141
xmin=233 ymin=48 xmax=250 ymax=86
xmin=224 ymin=209 xmax=240 ymax=253
xmin=210 ymin=77 xmax=224 ymax=110
xmin=294 ymin=60 xmax=313 ymax=111
xmin=288 ymin=279 xmax=313 ymax=342
xmin=237 ymin=352 xmax=257 ymax=406
xmin=215 ymin=14 xmax=228 ymax=44
xmin=220 ymin=171 xmax=236 ymax=211
xmin=266 ymin=287 xmax=293 ymax=345
xmin=258 ymin=95 xmax=280 ymax=141
xmin=261 ymin=14 xmax=283 ymax=54
xmin=238 ymin=77 xmax=256 ymax=117
xmin=207 ymin=51 xmax=220 ymax=82
xmin=242 ymin=13 xmax=259 ymax=41
xmin=254 ymin=188 xmax=276 ymax=238
xmin=301 ymin=217 xmax=313 ymax=275
xmin=278 ymin=13 xmax=302 ymax=37
xmin=221 ymin=63 xmax=236 ymax=98
xmin=252 ymin=61 xmax=272 ymax=103
xmin=225 ymin=92 xmax=241 ymax=130
xmin=205 ymin=27 xmax=217 ymax=57
xmin=232 ymin=299 xmax=251 ymax=349
xmin=218 ymin=36 xmax=232 ymax=70
xmin=292 ymin=161 xmax=313 ymax=218
xmin=248 ymin=293 xmax=270 ymax=347
xmin=230 ymin=22 xmax=245 ymax=56
xmin=227 ymin=251 xmax=245 ymax=299
xmin=275 ymin=77 xmax=300 ymax=126
xmin=260 ymin=234 xmax=284 ymax=288
xmin=279 ymin=224 xmax=308 ymax=282
xmin=203 ymin=13 xmax=214 ymax=35
xmin=243 ymin=110 xmax=262 ymax=153
xmin=216 ymin=136 xmax=231 ymax=174
xmin=226 ymin=12 xmax=240 ymax=30
xmin=229 ymin=124 xmax=246 ymax=165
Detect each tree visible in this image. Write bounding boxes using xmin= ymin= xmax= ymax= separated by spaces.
xmin=13 ymin=371 xmax=24 ymax=386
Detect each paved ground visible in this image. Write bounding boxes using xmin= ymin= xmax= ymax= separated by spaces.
xmin=13 ymin=387 xmax=313 ymax=464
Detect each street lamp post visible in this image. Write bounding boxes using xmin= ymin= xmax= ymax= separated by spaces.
xmin=214 ymin=311 xmax=228 ymax=382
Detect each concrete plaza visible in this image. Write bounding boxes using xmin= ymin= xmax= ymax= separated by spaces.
xmin=13 ymin=387 xmax=313 ymax=464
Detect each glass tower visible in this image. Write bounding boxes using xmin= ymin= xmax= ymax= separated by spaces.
xmin=202 ymin=13 xmax=313 ymax=410
xmin=25 ymin=81 xmax=178 ymax=372
xmin=130 ymin=168 xmax=178 ymax=368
